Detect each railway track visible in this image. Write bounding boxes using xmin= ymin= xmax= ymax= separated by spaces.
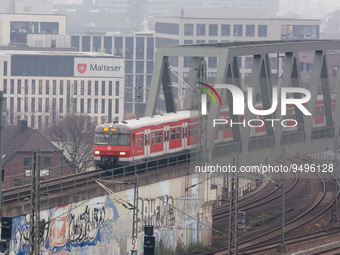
xmin=213 ymin=168 xmax=297 ymax=221
xmin=207 ymin=156 xmax=339 ymax=255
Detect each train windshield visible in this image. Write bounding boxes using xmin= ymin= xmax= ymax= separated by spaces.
xmin=94 ymin=133 xmax=110 ymax=145
xmin=111 ymin=133 xmax=131 ymax=146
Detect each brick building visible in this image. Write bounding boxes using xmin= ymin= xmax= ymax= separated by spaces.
xmin=2 ymin=120 xmax=72 ymax=188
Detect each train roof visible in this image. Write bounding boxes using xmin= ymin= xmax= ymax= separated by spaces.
xmin=95 ymin=110 xmax=199 ymax=131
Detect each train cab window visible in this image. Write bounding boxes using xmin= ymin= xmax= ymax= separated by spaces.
xmin=158 ymin=131 xmax=162 ymax=143
xmin=316 ymin=107 xmax=323 ymax=117
xmin=171 ymin=129 xmax=176 ymax=140
xmin=225 ymin=120 xmax=230 ymax=130
xmin=111 ymin=133 xmax=131 ymax=146
xmin=152 ymin=132 xmax=157 ymax=144
xmin=138 ymin=135 xmax=143 ymax=147
xmin=94 ymin=133 xmax=109 ymax=145
xmin=189 ymin=126 xmax=193 ymax=137
xmin=176 ymin=128 xmax=181 ymax=139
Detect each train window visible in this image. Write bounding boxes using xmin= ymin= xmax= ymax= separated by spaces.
xmin=158 ymin=131 xmax=162 ymax=143
xmin=189 ymin=126 xmax=193 ymax=137
xmin=194 ymin=125 xmax=198 ymax=136
xmin=225 ymin=120 xmax=229 ymax=130
xmin=111 ymin=133 xmax=131 ymax=146
xmin=152 ymin=132 xmax=157 ymax=144
xmin=176 ymin=128 xmax=181 ymax=139
xmin=94 ymin=133 xmax=109 ymax=145
xmin=171 ymin=129 xmax=176 ymax=140
xmin=133 ymin=134 xmax=135 ymax=144
xmin=138 ymin=135 xmax=143 ymax=147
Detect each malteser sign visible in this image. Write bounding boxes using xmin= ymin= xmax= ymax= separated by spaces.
xmin=74 ymin=58 xmax=124 ymax=77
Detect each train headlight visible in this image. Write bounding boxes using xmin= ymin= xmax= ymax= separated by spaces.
xmin=120 ymin=152 xmax=126 ymax=155
xmin=94 ymin=151 xmax=100 ymax=155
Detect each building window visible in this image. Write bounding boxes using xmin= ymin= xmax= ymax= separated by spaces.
xmin=3 ymin=80 xmax=7 ymax=94
xmin=245 ymin=57 xmax=253 ymax=69
xmin=94 ymin=99 xmax=98 ymax=113
xmin=115 ymin=99 xmax=119 ymax=114
xmin=101 ymin=81 xmax=105 ymax=96
xmin=184 ymin=24 xmax=193 ymax=36
xmin=3 ymin=61 xmax=7 ymax=76
xmin=208 ymin=72 xmax=216 ymax=84
xmin=246 ymin=25 xmax=255 ymax=37
xmin=184 ymin=40 xmax=193 ymax=44
xmin=101 ymin=99 xmax=105 ymax=113
xmin=88 ymin=99 xmax=91 ymax=113
xmin=108 ymin=81 xmax=112 ymax=96
xmin=88 ymin=81 xmax=91 ymax=95
xmin=125 ymin=37 xmax=134 ymax=59
xmin=39 ymin=80 xmax=43 ymax=94
xmin=59 ymin=98 xmax=63 ymax=113
xmin=196 ymin=24 xmax=206 ymax=36
xmin=82 ymin=36 xmax=90 ymax=52
xmin=93 ymin=36 xmax=101 ymax=52
xmin=31 ymin=115 xmax=35 ymax=128
xmin=38 ymin=115 xmax=42 ymax=130
xmin=125 ymin=61 xmax=133 ymax=73
xmin=45 ymin=116 xmax=49 ymax=128
xmin=209 ymin=24 xmax=218 ymax=36
xmin=184 ymin=57 xmax=191 ymax=68
xmin=17 ymin=98 xmax=21 ymax=112
xmin=136 ymin=37 xmax=145 ymax=60
xmin=95 ymin=81 xmax=98 ymax=95
xmin=38 ymin=98 xmax=42 ymax=112
xmin=45 ymin=80 xmax=49 ymax=95
xmin=221 ymin=24 xmax=230 ymax=36
xmin=116 ymin=81 xmax=119 ymax=96
xmin=125 ymin=76 xmax=132 ymax=88
xmin=74 ymin=81 xmax=77 ymax=95
xmin=60 ymin=81 xmax=63 ymax=95
xmin=53 ymin=80 xmax=56 ymax=95
xmin=333 ymin=65 xmax=339 ymax=77
xmin=45 ymin=98 xmax=49 ymax=112
xmin=81 ymin=81 xmax=84 ymax=95
xmin=43 ymin=157 xmax=51 ymax=167
xmin=10 ymin=79 xmax=14 ymax=94
xmin=258 ymin=25 xmax=267 ymax=37
xmin=196 ymin=40 xmax=205 ymax=43
xmin=146 ymin=61 xmax=153 ymax=74
xmin=114 ymin=37 xmax=123 ymax=56
xmin=32 ymin=80 xmax=36 ymax=94
xmin=208 ymin=57 xmax=217 ymax=68
xmin=147 ymin=37 xmax=154 ymax=60
xmin=234 ymin=25 xmax=243 ymax=36
xmin=104 ymin=37 xmax=112 ymax=54
xmin=17 ymin=80 xmax=21 ymax=94
xmin=31 ymin=98 xmax=35 ymax=112
xmin=108 ymin=99 xmax=112 ymax=119
xmin=136 ymin=61 xmax=144 ymax=73
xmin=24 ymin=98 xmax=28 ymax=112
xmin=24 ymin=157 xmax=31 ymax=167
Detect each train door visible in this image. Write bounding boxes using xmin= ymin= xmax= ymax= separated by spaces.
xmin=163 ymin=126 xmax=169 ymax=154
xmin=144 ymin=129 xmax=150 ymax=158
xmin=182 ymin=123 xmax=188 ymax=149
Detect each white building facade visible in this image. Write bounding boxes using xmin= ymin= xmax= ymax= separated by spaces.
xmin=0 ymin=51 xmax=124 ymax=129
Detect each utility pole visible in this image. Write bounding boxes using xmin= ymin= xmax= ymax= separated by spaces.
xmin=0 ymin=91 xmax=3 ymax=209
xmin=228 ymin=154 xmax=239 ymax=255
xmin=29 ymin=147 xmax=41 ymax=255
xmin=277 ymin=147 xmax=287 ymax=253
xmin=132 ymin=174 xmax=139 ymax=255
xmin=58 ymin=149 xmax=63 ymax=177
xmin=331 ymin=136 xmax=340 ymax=222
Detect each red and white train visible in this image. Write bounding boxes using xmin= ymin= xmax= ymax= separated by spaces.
xmin=94 ymin=95 xmax=336 ymax=169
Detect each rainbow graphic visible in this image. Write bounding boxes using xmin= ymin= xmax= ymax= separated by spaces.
xmin=198 ymin=82 xmax=223 ymax=106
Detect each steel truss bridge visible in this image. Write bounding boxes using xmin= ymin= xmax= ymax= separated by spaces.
xmin=145 ymin=40 xmax=340 ymax=165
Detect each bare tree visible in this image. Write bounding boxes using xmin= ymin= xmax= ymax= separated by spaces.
xmin=48 ymin=114 xmax=97 ymax=173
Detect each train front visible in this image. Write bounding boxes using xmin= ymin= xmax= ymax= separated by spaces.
xmin=94 ymin=122 xmax=132 ymax=170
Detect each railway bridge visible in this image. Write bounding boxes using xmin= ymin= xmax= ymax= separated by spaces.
xmin=2 ymin=40 xmax=340 ymax=255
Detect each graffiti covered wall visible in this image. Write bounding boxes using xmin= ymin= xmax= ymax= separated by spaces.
xmin=10 ymin=175 xmax=212 ymax=254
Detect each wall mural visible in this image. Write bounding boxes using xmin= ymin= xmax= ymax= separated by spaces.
xmin=9 ymin=177 xmax=212 ymax=254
